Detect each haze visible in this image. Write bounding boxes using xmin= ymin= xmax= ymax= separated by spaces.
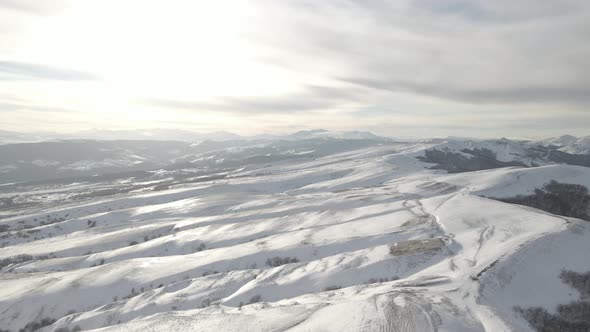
xmin=1 ymin=0 xmax=589 ymax=138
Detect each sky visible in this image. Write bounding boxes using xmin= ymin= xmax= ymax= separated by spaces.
xmin=0 ymin=0 xmax=589 ymax=138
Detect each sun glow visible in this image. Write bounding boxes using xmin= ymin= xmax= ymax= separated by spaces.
xmin=1 ymin=1 xmax=302 ymax=131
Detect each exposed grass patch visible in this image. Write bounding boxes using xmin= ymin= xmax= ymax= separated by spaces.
xmin=389 ymin=238 xmax=445 ymax=256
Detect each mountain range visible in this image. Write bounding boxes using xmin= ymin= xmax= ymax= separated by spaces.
xmin=0 ymin=132 xmax=589 ymax=331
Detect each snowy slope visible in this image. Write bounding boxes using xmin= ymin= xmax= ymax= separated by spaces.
xmin=535 ymin=135 xmax=590 ymax=155
xmin=0 ymin=140 xmax=589 ymax=331
xmin=424 ymin=138 xmax=549 ymax=166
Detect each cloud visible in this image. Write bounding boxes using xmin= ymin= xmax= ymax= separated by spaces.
xmin=254 ymin=0 xmax=590 ymax=107
xmin=149 ymin=84 xmax=368 ymax=114
xmin=0 ymin=101 xmax=78 ymax=114
xmin=0 ymin=0 xmax=67 ymax=15
xmin=406 ymin=0 xmax=582 ymax=23
xmin=152 ymin=96 xmax=331 ymax=114
xmin=0 ymin=61 xmax=97 ymax=81
xmin=1 ymin=0 xmax=589 ymax=137
xmin=340 ymin=78 xmax=590 ymax=105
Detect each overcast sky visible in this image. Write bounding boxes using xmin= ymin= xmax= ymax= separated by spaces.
xmin=0 ymin=0 xmax=589 ymax=138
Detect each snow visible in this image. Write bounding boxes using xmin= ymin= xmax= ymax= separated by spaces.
xmin=534 ymin=135 xmax=590 ymax=155
xmin=437 ymin=165 xmax=590 ymax=197
xmin=427 ymin=139 xmax=549 ymax=166
xmin=0 ymin=140 xmax=589 ymax=331
xmin=31 ymin=159 xmax=61 ymax=167
xmin=60 ymin=158 xmax=144 ymax=171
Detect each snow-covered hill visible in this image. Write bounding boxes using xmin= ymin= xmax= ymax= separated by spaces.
xmin=0 ymin=138 xmax=589 ymax=331
xmin=534 ymin=134 xmax=590 ymax=155
xmin=0 ymin=129 xmax=388 ymax=145
xmin=3 ymin=134 xmax=590 ymax=185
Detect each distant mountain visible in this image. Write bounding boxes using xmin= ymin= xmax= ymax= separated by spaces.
xmin=537 ymin=134 xmax=579 ymax=147
xmin=0 ymin=135 xmax=391 ymax=184
xmin=0 ymin=129 xmax=389 ymax=144
xmin=70 ymin=129 xmax=243 ymax=142
xmin=285 ymin=129 xmax=384 ymax=140
xmin=534 ymin=134 xmax=590 ymax=155
xmin=286 ymin=129 xmax=330 ymax=139
xmin=2 ymin=134 xmax=590 ymax=185
xmin=0 ymin=130 xmax=62 ymax=144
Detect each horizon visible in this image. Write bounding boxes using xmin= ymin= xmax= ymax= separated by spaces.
xmin=0 ymin=127 xmax=587 ymax=142
xmin=1 ymin=1 xmax=589 ymax=138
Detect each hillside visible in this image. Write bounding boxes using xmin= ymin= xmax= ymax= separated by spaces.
xmin=0 ymin=137 xmax=589 ymax=331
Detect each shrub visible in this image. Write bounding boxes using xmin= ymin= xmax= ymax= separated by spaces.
xmin=418 ymin=148 xmax=526 ymax=173
xmin=515 ymin=269 xmax=590 ymax=331
xmin=557 ymin=301 xmax=590 ymax=323
xmin=515 ymin=306 xmax=590 ymax=331
xmin=54 ymin=326 xmax=82 ymax=332
xmin=201 ymin=298 xmax=211 ymax=307
xmin=19 ymin=317 xmax=56 ymax=332
xmin=265 ymin=256 xmax=299 ymax=267
xmin=560 ymin=269 xmax=590 ymax=297
xmin=0 ymin=254 xmax=33 ymax=270
xmin=323 ymin=285 xmax=342 ymax=291
xmin=248 ymin=295 xmax=262 ymax=304
xmin=366 ymin=276 xmax=399 ymax=284
xmin=496 ymin=181 xmax=590 ymax=221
